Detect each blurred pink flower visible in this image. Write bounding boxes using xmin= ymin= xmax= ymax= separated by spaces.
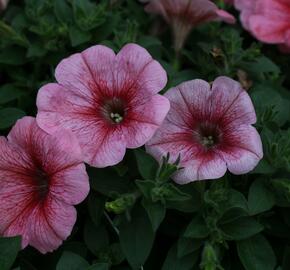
xmin=146 ymin=77 xmax=263 ymax=183
xmin=235 ymin=0 xmax=290 ymax=51
xmin=36 ymin=44 xmax=170 ymax=168
xmin=0 ymin=0 xmax=9 ymax=11
xmin=144 ymin=0 xmax=236 ymax=51
xmin=0 ymin=117 xmax=89 ymax=253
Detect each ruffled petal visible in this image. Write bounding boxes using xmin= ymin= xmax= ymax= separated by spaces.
xmin=50 ymin=163 xmax=89 ymax=205
xmin=164 ymin=79 xmax=211 ymax=128
xmin=10 ymin=117 xmax=84 ymax=172
xmin=55 ymin=45 xmax=115 ymax=99
xmin=218 ymin=125 xmax=263 ymax=174
xmin=211 ymin=76 xmax=256 ymax=125
xmin=27 ymin=197 xmax=76 ymax=254
xmin=173 ymin=152 xmax=227 ymax=183
xmin=124 ymin=94 xmax=170 ymax=148
xmin=115 ymin=44 xmax=167 ymax=96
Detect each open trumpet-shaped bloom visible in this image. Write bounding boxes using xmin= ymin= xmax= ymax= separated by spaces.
xmin=146 ymin=77 xmax=263 ymax=183
xmin=0 ymin=117 xmax=89 ymax=253
xmin=144 ymin=0 xmax=235 ymax=51
xmin=36 ymin=44 xmax=169 ymax=168
xmin=235 ymin=0 xmax=290 ymax=51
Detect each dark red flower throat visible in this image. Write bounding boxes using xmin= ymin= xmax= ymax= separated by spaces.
xmin=101 ymin=97 xmax=127 ymax=124
xmin=193 ymin=122 xmax=222 ymax=149
xmin=33 ymin=167 xmax=50 ymax=199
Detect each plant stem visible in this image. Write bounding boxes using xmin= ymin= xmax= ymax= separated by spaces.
xmin=104 ymin=211 xmax=120 ymax=236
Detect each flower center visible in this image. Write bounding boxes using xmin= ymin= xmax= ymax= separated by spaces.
xmin=201 ymin=135 xmax=215 ymax=147
xmin=101 ymin=97 xmax=127 ymax=124
xmin=194 ymin=122 xmax=222 ymax=149
xmin=34 ymin=168 xmax=50 ymax=199
xmin=110 ymin=113 xmax=123 ymax=123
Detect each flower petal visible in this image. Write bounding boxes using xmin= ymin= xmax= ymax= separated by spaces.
xmin=10 ymin=116 xmax=84 ymax=172
xmin=249 ymin=15 xmax=290 ymax=43
xmin=218 ymin=125 xmax=263 ymax=174
xmin=211 ymin=76 xmax=256 ymax=125
xmin=55 ymin=45 xmax=115 ymax=98
xmin=173 ymin=152 xmax=227 ymax=183
xmin=0 ymin=137 xmax=35 ymax=247
xmin=164 ymin=79 xmax=211 ymax=128
xmin=116 ymin=43 xmax=167 ymax=96
xmin=87 ymin=127 xmax=127 ymax=167
xmin=50 ymin=163 xmax=89 ymax=205
xmin=27 ymin=197 xmax=76 ymax=254
xmin=124 ymin=94 xmax=170 ymax=148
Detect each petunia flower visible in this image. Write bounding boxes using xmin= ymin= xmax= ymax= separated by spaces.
xmin=143 ymin=0 xmax=236 ymax=52
xmin=36 ymin=44 xmax=170 ymax=168
xmin=0 ymin=117 xmax=89 ymax=253
xmin=146 ymin=77 xmax=263 ymax=183
xmin=0 ymin=0 xmax=9 ymax=11
xmin=234 ymin=0 xmax=290 ymax=52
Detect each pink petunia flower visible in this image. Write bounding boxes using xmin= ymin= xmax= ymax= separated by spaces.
xmin=146 ymin=77 xmax=263 ymax=183
xmin=0 ymin=117 xmax=89 ymax=253
xmin=234 ymin=0 xmax=290 ymax=52
xmin=36 ymin=44 xmax=170 ymax=168
xmin=0 ymin=0 xmax=9 ymax=11
xmin=144 ymin=0 xmax=236 ymax=52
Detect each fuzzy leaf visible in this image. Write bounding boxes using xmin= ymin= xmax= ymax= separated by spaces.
xmin=119 ymin=205 xmax=155 ymax=270
xmin=237 ymin=234 xmax=276 ymax=270
xmin=0 ymin=236 xmax=21 ymax=270
xmin=248 ymin=179 xmax=275 ymax=215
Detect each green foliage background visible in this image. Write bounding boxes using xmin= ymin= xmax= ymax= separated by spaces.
xmin=1 ymin=0 xmax=290 ymax=269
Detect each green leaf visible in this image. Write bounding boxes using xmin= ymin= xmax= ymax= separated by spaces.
xmin=136 ymin=179 xmax=155 ymax=199
xmin=252 ymin=84 xmax=290 ymax=127
xmin=69 ymin=26 xmax=91 ymax=47
xmin=62 ymin=241 xmax=88 ymax=258
xmin=282 ymin=246 xmax=290 ymax=270
xmin=270 ymin=178 xmax=290 ymax=206
xmin=0 ymin=84 xmax=26 ymax=104
xmin=87 ymin=192 xmax=106 ymax=227
xmin=54 ymin=0 xmax=73 ymax=23
xmin=119 ymin=205 xmax=155 ymax=269
xmin=221 ymin=217 xmax=263 ymax=240
xmin=219 ymin=208 xmax=248 ymax=224
xmin=164 ymin=184 xmax=192 ymax=202
xmin=0 ymin=108 xmax=26 ymax=129
xmin=221 ymin=189 xmax=248 ymax=213
xmin=73 ymin=0 xmax=106 ymax=31
xmin=237 ymin=234 xmax=276 ymax=270
xmin=184 ymin=215 xmax=209 ymax=239
xmin=248 ymin=179 xmax=275 ymax=215
xmin=142 ymin=199 xmax=166 ymax=231
xmin=177 ymin=238 xmax=203 ymax=258
xmin=0 ymin=21 xmax=28 ymax=47
xmin=0 ymin=236 xmax=21 ymax=270
xmin=84 ymin=220 xmax=109 ymax=256
xmin=251 ymin=159 xmax=275 ymax=174
xmin=0 ymin=47 xmax=26 ymax=65
xmin=107 ymin=243 xmax=125 ymax=266
xmin=162 ymin=245 xmax=198 ymax=270
xmin=89 ymin=167 xmax=132 ymax=197
xmin=152 ymin=183 xmax=191 ymax=203
xmin=250 ymin=56 xmax=280 ymax=75
xmin=56 ymin=251 xmax=89 ymax=270
xmin=27 ymin=42 xmax=47 ymax=58
xmin=166 ymin=183 xmax=202 ymax=213
xmin=86 ymin=263 xmax=109 ymax=270
xmin=134 ymin=149 xmax=158 ymax=179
